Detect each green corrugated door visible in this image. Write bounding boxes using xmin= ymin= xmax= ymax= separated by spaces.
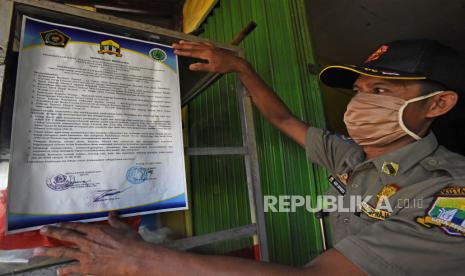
xmin=188 ymin=0 xmax=328 ymax=266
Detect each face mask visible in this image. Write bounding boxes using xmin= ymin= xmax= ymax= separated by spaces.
xmin=343 ymin=91 xmax=443 ymax=146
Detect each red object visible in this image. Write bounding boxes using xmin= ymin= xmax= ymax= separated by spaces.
xmin=0 ymin=189 xmax=140 ymax=250
xmin=365 ymin=45 xmax=389 ymax=63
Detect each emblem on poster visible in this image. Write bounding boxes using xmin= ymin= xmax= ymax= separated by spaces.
xmin=98 ymin=40 xmax=123 ymax=57
xmin=149 ymin=48 xmax=167 ymax=61
xmin=40 ymin=29 xmax=70 ymax=48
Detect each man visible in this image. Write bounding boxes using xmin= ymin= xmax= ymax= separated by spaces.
xmin=34 ymin=40 xmax=465 ymax=275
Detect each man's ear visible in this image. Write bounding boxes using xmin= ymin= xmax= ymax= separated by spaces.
xmin=426 ymin=91 xmax=458 ymax=118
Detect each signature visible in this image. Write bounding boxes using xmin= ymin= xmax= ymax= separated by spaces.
xmin=71 ymin=179 xmax=89 ymax=185
xmin=92 ymin=187 xmax=131 ymax=203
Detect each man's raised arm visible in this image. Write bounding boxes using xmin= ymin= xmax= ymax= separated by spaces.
xmin=173 ymin=41 xmax=309 ymax=146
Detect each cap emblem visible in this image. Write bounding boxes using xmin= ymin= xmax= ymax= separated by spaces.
xmin=365 ymin=45 xmax=389 ymax=63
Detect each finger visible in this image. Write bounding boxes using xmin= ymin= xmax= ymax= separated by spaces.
xmin=173 ymin=41 xmax=204 ymax=50
xmin=55 ymin=223 xmax=112 ymax=247
xmin=181 ymin=40 xmax=215 ymax=49
xmin=179 ymin=40 xmax=202 ymax=46
xmin=172 ymin=41 xmax=201 ymax=50
xmin=59 ymin=222 xmax=103 ymax=235
xmin=33 ymin=246 xmax=81 ymax=259
xmin=108 ymin=212 xmax=131 ymax=230
xmin=57 ymin=264 xmax=84 ymax=276
xmin=189 ymin=63 xmax=211 ymax=72
xmin=40 ymin=226 xmax=92 ymax=247
xmin=204 ymin=42 xmax=215 ymax=48
xmin=173 ymin=49 xmax=209 ymax=59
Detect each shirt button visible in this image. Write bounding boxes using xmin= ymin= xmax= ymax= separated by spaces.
xmin=428 ymin=159 xmax=438 ymax=166
xmin=343 ymin=218 xmax=350 ymax=224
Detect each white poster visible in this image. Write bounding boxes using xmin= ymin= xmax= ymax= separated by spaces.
xmin=7 ymin=16 xmax=187 ymax=233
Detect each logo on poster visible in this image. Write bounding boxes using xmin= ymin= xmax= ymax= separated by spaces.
xmin=149 ymin=48 xmax=167 ymax=61
xmin=98 ymin=40 xmax=123 ymax=57
xmin=40 ymin=29 xmax=70 ymax=48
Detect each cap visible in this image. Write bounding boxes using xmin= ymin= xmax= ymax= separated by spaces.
xmin=319 ymin=39 xmax=465 ymax=93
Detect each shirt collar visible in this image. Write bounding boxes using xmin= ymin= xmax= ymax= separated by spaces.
xmin=370 ymin=132 xmax=439 ymax=176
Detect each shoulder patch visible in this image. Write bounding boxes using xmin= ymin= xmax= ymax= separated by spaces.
xmin=416 ymin=191 xmax=465 ymax=237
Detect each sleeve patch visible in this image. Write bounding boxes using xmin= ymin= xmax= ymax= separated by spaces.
xmin=416 ymin=194 xmax=465 ymax=237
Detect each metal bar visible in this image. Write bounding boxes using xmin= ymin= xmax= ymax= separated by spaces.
xmin=319 ymin=218 xmax=327 ymax=251
xmin=164 ymin=224 xmax=257 ymax=251
xmin=185 ymin=147 xmax=248 ymax=156
xmin=230 ymin=21 xmax=257 ymax=46
xmin=0 ymin=0 xmax=14 ymax=161
xmin=0 ymin=0 xmax=14 ymax=104
xmin=181 ymin=71 xmax=221 ymax=106
xmin=236 ymin=50 xmax=269 ymax=261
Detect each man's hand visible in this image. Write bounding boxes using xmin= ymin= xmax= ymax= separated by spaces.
xmin=173 ymin=40 xmax=309 ymax=146
xmin=172 ymin=40 xmax=247 ymax=74
xmin=33 ymin=212 xmax=365 ymax=276
xmin=34 ymin=213 xmax=152 ymax=276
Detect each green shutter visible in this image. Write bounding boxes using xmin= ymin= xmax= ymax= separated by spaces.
xmin=188 ymin=0 xmax=328 ymax=265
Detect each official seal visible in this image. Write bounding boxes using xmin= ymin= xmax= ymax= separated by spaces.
xmin=46 ymin=174 xmax=74 ymax=191
xmin=126 ymin=166 xmax=149 ymax=184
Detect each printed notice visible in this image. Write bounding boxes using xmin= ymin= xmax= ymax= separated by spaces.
xmin=7 ymin=17 xmax=187 ymax=233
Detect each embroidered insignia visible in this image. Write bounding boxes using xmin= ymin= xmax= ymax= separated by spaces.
xmin=328 ymin=175 xmax=346 ymax=195
xmin=416 ymin=196 xmax=465 ymax=237
xmin=380 ymin=71 xmax=400 ymax=76
xmin=381 ymin=161 xmax=399 ymax=176
xmin=365 ymin=45 xmax=389 ymax=63
xmin=376 ymin=184 xmax=400 ymax=208
xmin=360 ymin=184 xmax=399 ymax=220
xmin=360 ymin=201 xmax=392 ymax=220
xmin=336 ymin=172 xmax=351 ymax=185
xmin=440 ymin=186 xmax=465 ymax=196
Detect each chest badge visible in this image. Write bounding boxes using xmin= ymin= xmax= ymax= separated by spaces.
xmin=328 ymin=175 xmax=346 ymax=195
xmin=376 ymin=184 xmax=400 ymax=208
xmin=360 ymin=184 xmax=400 ymax=220
xmin=416 ymin=187 xmax=465 ymax=237
xmin=381 ymin=161 xmax=399 ymax=176
xmin=336 ymin=172 xmax=351 ymax=185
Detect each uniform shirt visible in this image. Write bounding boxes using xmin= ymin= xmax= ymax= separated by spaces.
xmin=305 ymin=127 xmax=465 ymax=276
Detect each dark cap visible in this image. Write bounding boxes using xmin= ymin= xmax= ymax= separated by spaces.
xmin=319 ymin=39 xmax=465 ymax=93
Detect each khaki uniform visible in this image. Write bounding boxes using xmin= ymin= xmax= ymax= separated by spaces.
xmin=305 ymin=127 xmax=465 ymax=276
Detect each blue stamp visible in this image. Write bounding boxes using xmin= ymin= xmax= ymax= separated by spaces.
xmin=126 ymin=166 xmax=149 ymax=184
xmin=46 ymin=174 xmax=74 ymax=191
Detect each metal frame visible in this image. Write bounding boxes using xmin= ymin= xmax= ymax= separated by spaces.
xmin=0 ymin=0 xmax=269 ymax=273
xmin=179 ymin=50 xmax=269 ymax=260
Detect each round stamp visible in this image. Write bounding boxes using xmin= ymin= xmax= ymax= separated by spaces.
xmin=149 ymin=48 xmax=167 ymax=62
xmin=126 ymin=166 xmax=149 ymax=184
xmin=46 ymin=174 xmax=73 ymax=191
